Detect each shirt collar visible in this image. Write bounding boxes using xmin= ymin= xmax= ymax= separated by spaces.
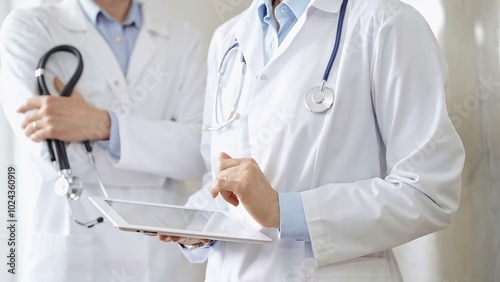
xmin=287 ymin=0 xmax=310 ymax=20
xmin=257 ymin=0 xmax=271 ymax=24
xmin=257 ymin=0 xmax=310 ymax=24
xmin=123 ymin=1 xmax=143 ymax=27
xmin=78 ymin=0 xmax=143 ymax=27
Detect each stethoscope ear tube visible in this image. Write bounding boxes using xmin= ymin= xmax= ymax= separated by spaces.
xmin=36 ymin=45 xmax=84 ymax=171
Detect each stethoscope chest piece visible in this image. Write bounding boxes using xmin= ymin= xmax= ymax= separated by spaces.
xmin=304 ymin=85 xmax=335 ymax=113
xmin=54 ymin=171 xmax=83 ymax=201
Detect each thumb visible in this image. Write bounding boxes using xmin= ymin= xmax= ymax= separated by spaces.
xmin=219 ymin=152 xmax=232 ymax=161
xmin=54 ymin=77 xmax=83 ymax=100
xmin=54 ymin=77 xmax=65 ymax=94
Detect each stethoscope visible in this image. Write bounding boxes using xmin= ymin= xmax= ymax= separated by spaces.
xmin=203 ymin=0 xmax=349 ymax=131
xmin=36 ymin=45 xmax=109 ymax=228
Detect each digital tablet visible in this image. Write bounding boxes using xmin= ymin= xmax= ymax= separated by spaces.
xmin=89 ymin=197 xmax=272 ymax=244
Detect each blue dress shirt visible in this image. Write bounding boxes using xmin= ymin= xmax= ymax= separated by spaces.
xmin=258 ymin=0 xmax=309 ymax=65
xmin=258 ymin=0 xmax=312 ymax=241
xmin=78 ymin=0 xmax=143 ymax=158
xmin=79 ymin=0 xmax=142 ymax=74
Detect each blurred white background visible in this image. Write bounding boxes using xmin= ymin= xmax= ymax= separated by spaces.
xmin=1 ymin=0 xmax=499 ymax=281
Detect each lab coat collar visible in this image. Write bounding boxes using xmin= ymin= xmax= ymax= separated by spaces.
xmin=77 ymin=0 xmax=101 ymax=25
xmin=58 ymin=0 xmax=169 ymax=37
xmin=126 ymin=2 xmax=164 ymax=82
xmin=309 ymin=0 xmax=344 ymax=13
xmin=78 ymin=0 xmax=143 ymax=28
xmin=57 ymin=0 xmax=89 ymax=32
xmin=231 ymin=0 xmax=344 ymax=74
xmin=140 ymin=1 xmax=170 ymax=38
xmin=232 ymin=1 xmax=265 ymax=75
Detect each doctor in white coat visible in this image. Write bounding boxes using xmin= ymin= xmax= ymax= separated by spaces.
xmin=159 ymin=0 xmax=465 ymax=281
xmin=0 ymin=0 xmax=206 ymax=281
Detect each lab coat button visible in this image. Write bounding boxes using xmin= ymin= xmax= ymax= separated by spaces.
xmin=260 ymin=74 xmax=267 ymax=81
xmin=280 ymin=6 xmax=288 ymax=13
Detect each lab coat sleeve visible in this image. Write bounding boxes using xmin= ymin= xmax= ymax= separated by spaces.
xmin=110 ymin=28 xmax=206 ymax=181
xmin=0 ymin=9 xmax=70 ymax=179
xmin=300 ymin=7 xmax=465 ymax=266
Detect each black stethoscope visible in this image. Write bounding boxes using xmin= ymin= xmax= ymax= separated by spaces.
xmin=36 ymin=45 xmax=108 ymax=228
xmin=202 ymin=0 xmax=349 ymax=131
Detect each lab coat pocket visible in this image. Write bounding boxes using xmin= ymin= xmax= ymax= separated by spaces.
xmin=22 ymin=232 xmax=92 ymax=282
xmin=305 ymin=256 xmax=390 ymax=282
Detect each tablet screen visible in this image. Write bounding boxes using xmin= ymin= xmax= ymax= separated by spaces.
xmin=104 ymin=200 xmax=268 ymax=242
xmin=107 ymin=200 xmax=213 ymax=231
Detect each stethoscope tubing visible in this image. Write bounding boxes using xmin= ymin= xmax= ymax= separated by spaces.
xmin=322 ymin=0 xmax=349 ymax=82
xmin=36 ymin=45 xmax=108 ymax=227
xmin=36 ymin=45 xmax=83 ymax=97
xmin=36 ymin=45 xmax=90 ymax=170
xmin=206 ymin=0 xmax=349 ymax=130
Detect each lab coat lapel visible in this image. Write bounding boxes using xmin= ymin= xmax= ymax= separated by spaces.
xmin=58 ymin=0 xmax=126 ymax=100
xmin=57 ymin=0 xmax=87 ymax=32
xmin=81 ymin=31 xmax=125 ymax=91
xmin=310 ymin=0 xmax=344 ymax=13
xmin=126 ymin=1 xmax=166 ymax=86
xmin=232 ymin=2 xmax=265 ymax=76
xmin=265 ymin=0 xmax=344 ymax=67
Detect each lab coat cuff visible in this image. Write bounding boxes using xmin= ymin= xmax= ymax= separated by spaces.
xmin=179 ymin=240 xmax=215 ymax=263
xmin=278 ymin=192 xmax=311 ymax=241
xmin=107 ymin=111 xmax=121 ymax=159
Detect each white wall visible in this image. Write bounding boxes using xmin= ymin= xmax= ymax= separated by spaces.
xmin=163 ymin=0 xmax=251 ymax=42
xmin=396 ymin=1 xmax=500 ymax=281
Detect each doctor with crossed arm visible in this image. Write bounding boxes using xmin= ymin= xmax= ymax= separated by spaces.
xmin=159 ymin=0 xmax=465 ymax=281
xmin=0 ymin=0 xmax=207 ymax=281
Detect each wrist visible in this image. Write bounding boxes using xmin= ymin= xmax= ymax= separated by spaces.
xmin=265 ymin=191 xmax=280 ymax=228
xmin=93 ymin=109 xmax=111 ymax=140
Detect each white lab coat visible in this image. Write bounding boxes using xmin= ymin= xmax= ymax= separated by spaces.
xmin=0 ymin=0 xmax=206 ymax=281
xmin=185 ymin=0 xmax=465 ymax=281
